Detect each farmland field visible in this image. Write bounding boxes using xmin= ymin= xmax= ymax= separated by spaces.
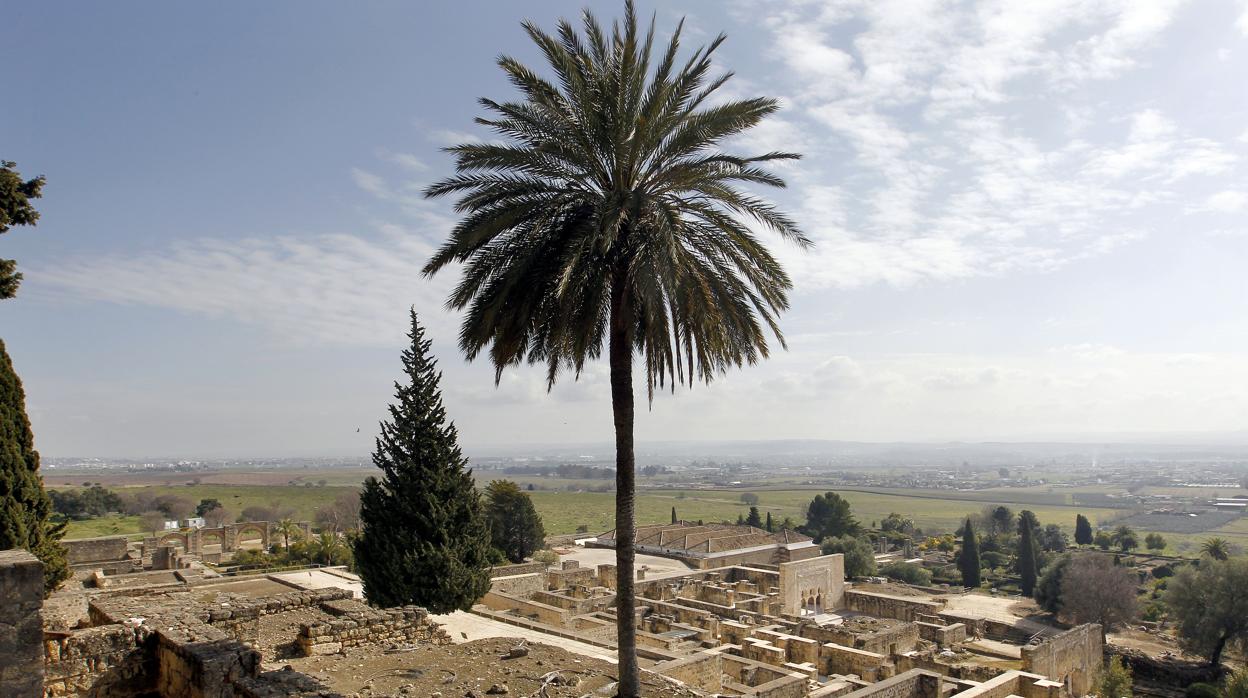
xmin=50 ymin=480 xmax=1161 ymax=544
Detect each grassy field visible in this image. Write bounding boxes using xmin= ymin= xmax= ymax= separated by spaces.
xmin=62 ymin=514 xmax=147 ymax=539
xmin=51 ymin=481 xmax=1203 ymax=547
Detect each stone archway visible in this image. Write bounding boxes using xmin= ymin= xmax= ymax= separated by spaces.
xmin=158 ymin=532 xmax=189 ymax=551
xmin=229 ymin=522 xmax=270 ymax=552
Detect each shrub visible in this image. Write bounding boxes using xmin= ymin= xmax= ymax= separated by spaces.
xmin=880 ymin=562 xmax=932 ymax=586
xmin=1099 ymin=656 xmax=1132 ymax=698
xmin=532 ymin=549 xmax=559 ymax=566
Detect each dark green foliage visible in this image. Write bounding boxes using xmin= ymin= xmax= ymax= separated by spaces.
xmin=1018 ymin=510 xmax=1039 ymax=597
xmin=0 ymin=161 xmax=45 ymax=299
xmin=196 ymin=498 xmax=223 ymax=517
xmin=1165 ymin=557 xmax=1248 ymax=666
xmin=671 ymin=506 xmax=677 ymax=524
xmin=1075 ymin=514 xmax=1093 ymax=546
xmin=1042 ymin=523 xmax=1069 ymax=552
xmin=881 ymin=561 xmax=932 ymax=586
xmin=1145 ymin=532 xmax=1166 ymax=551
xmin=959 ymin=518 xmax=982 ymax=588
xmin=1113 ymin=525 xmax=1139 ymax=553
xmin=0 ymin=340 xmax=68 ymax=594
xmin=353 ymin=312 xmax=492 ymax=613
xmin=765 ymin=511 xmax=773 ymax=532
xmin=1035 ymin=554 xmax=1072 ymax=613
xmin=802 ymin=492 xmax=861 ymax=542
xmin=484 ymin=480 xmax=546 ymax=563
xmin=745 ymin=506 xmax=762 ymax=529
xmin=821 ymin=536 xmax=877 ymax=578
xmin=49 ymin=485 xmax=124 ymax=520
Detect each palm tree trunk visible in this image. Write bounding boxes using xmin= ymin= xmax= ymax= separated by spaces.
xmin=609 ymin=273 xmax=639 ymax=698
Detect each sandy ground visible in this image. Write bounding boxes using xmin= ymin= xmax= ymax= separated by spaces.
xmin=938 ymin=593 xmax=1056 ymax=637
xmin=272 ymin=568 xmax=364 ymax=598
xmin=556 ymin=546 xmax=696 ymax=580
xmin=433 ymin=611 xmax=618 ymax=663
xmin=278 ymin=637 xmax=697 ymax=697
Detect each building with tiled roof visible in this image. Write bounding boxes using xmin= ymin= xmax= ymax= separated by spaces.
xmin=593 ymin=521 xmax=820 ymax=568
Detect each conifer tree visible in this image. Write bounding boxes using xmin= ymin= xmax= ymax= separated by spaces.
xmin=671 ymin=506 xmax=677 ymax=525
xmin=959 ymin=518 xmax=982 ymax=588
xmin=353 ymin=311 xmax=492 ymax=612
xmin=746 ymin=506 xmax=763 ymax=528
xmin=766 ymin=511 xmax=774 ymax=532
xmin=484 ymin=480 xmax=545 ymax=563
xmin=1074 ymin=514 xmax=1093 ymax=547
xmin=1018 ymin=513 xmax=1038 ymax=597
xmin=0 ymin=339 xmax=68 ymax=594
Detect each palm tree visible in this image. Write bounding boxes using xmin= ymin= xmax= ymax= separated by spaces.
xmin=1201 ymin=537 xmax=1231 ymax=561
xmin=275 ymin=518 xmax=301 ymax=550
xmin=311 ymin=531 xmax=344 ymax=566
xmin=422 ymin=4 xmax=806 ymax=693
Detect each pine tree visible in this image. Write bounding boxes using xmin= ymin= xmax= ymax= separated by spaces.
xmin=671 ymin=506 xmax=677 ymax=525
xmin=959 ymin=518 xmax=982 ymax=588
xmin=1018 ymin=513 xmax=1038 ymax=597
xmin=353 ymin=311 xmax=492 ymax=613
xmin=484 ymin=480 xmax=545 ymax=563
xmin=765 ymin=511 xmax=774 ymax=532
xmin=1074 ymin=514 xmax=1093 ymax=547
xmin=0 ymin=339 xmax=68 ymax=595
xmin=746 ymin=506 xmax=763 ymax=528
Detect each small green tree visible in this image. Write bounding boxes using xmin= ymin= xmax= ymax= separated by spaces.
xmin=1144 ymin=532 xmax=1166 ymax=551
xmin=1098 ymin=656 xmax=1132 ymax=698
xmin=671 ymin=506 xmax=677 ymax=524
xmin=1018 ymin=510 xmax=1039 ymax=597
xmin=1075 ymin=514 xmax=1094 ymax=547
xmin=1035 ymin=554 xmax=1072 ymax=613
xmin=353 ymin=311 xmax=492 ymax=612
xmin=1165 ymin=557 xmax=1248 ymax=666
xmin=745 ymin=506 xmax=763 ymax=529
xmin=484 ymin=480 xmax=546 ymax=563
xmin=1200 ymin=537 xmax=1231 ymax=561
xmin=801 ymin=492 xmax=861 ymax=542
xmin=740 ymin=492 xmax=760 ymax=506
xmin=881 ymin=561 xmax=932 ymax=586
xmin=959 ymin=518 xmax=982 ymax=588
xmin=1095 ymin=530 xmax=1113 ymax=550
xmin=0 ymin=161 xmax=46 ymax=299
xmin=765 ymin=511 xmax=774 ymax=532
xmin=0 ymin=340 xmax=68 ymax=595
xmin=1112 ymin=525 xmax=1139 ymax=553
xmin=821 ymin=536 xmax=877 ymax=578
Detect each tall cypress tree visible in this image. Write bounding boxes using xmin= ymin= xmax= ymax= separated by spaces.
xmin=1074 ymin=514 xmax=1093 ymax=547
xmin=1018 ymin=513 xmax=1038 ymax=597
xmin=0 ymin=339 xmax=69 ymax=595
xmin=959 ymin=518 xmax=981 ymax=588
xmin=671 ymin=506 xmax=677 ymax=524
xmin=353 ymin=311 xmax=492 ymax=612
xmin=765 ymin=511 xmax=774 ymax=532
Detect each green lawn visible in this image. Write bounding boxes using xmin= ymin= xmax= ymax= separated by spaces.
xmin=62 ymin=514 xmax=146 ymax=539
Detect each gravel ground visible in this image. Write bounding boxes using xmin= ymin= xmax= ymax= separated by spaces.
xmin=277 ymin=637 xmax=700 ymax=697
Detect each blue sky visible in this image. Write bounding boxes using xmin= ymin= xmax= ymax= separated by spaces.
xmin=3 ymin=1 xmax=1247 ymax=457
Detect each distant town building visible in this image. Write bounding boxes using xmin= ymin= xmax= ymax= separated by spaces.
xmin=183 ymin=517 xmax=206 ymax=529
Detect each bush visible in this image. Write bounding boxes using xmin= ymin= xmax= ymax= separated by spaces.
xmin=532 ymin=550 xmax=559 ymax=566
xmin=821 ymin=536 xmax=877 ymax=578
xmin=1099 ymin=656 xmax=1132 ymax=698
xmin=1185 ymin=683 xmax=1221 ymax=698
xmin=880 ymin=562 xmax=932 ymax=586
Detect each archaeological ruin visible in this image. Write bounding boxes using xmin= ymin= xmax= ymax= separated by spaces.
xmin=0 ymin=518 xmax=1125 ymax=698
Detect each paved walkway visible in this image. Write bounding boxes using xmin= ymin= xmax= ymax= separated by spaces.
xmin=432 ymin=611 xmax=618 ymax=664
xmin=271 ymin=568 xmax=364 ymax=598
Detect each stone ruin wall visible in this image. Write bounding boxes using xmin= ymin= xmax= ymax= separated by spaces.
xmin=1020 ymin=623 xmax=1103 ymax=697
xmin=840 ymin=669 xmax=944 ymax=698
xmin=844 ymin=589 xmax=944 ymax=622
xmin=297 ymin=600 xmax=450 ymax=656
xmin=0 ymin=550 xmax=46 ymax=698
xmin=62 ymin=537 xmax=130 ymax=566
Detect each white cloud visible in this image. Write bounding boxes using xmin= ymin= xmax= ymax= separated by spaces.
xmin=30 ymin=229 xmax=456 ymax=348
xmin=1201 ymin=190 xmax=1248 ymax=213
